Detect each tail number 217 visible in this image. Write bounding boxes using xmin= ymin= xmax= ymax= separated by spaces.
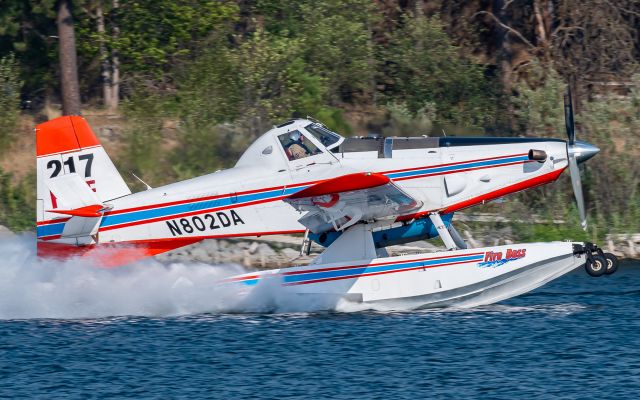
xmin=47 ymin=153 xmax=94 ymax=178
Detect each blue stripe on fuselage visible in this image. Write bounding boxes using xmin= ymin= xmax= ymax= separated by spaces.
xmin=37 ymin=222 xmax=67 ymax=238
xmin=283 ymin=254 xmax=484 ymax=284
xmin=36 ymin=155 xmax=525 ymax=238
xmin=386 ymin=155 xmax=528 ymax=180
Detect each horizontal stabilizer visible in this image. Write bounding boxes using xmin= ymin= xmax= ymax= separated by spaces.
xmin=44 ymin=174 xmax=106 ymax=239
xmin=48 ymin=204 xmax=105 ymax=218
xmin=46 ymin=173 xmax=102 ymax=210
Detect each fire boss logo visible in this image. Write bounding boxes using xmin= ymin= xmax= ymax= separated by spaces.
xmin=478 ymin=248 xmax=527 ymax=268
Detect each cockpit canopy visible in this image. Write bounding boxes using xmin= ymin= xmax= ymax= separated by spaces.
xmin=304 ymin=123 xmax=341 ymax=149
xmin=235 ymin=119 xmax=344 ymax=169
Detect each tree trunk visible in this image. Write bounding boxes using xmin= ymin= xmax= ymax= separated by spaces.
xmin=494 ymin=0 xmax=515 ymax=133
xmin=108 ymin=0 xmax=120 ymax=111
xmin=109 ymin=54 xmax=120 ymax=111
xmin=96 ymin=2 xmax=112 ymax=109
xmin=533 ymin=0 xmax=550 ymax=61
xmin=56 ymin=0 xmax=81 ymax=116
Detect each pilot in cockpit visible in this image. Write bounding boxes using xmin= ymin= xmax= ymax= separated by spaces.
xmin=284 ymin=130 xmax=313 ymax=160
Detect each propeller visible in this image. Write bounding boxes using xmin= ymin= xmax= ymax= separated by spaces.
xmin=564 ymin=88 xmax=599 ymax=231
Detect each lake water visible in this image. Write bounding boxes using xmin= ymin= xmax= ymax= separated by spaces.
xmin=1 ymin=236 xmax=639 ymax=399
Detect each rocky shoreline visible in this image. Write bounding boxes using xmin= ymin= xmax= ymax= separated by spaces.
xmin=2 ymin=225 xmax=638 ymax=268
xmin=157 ymin=232 xmax=640 ymax=270
xmin=156 ymin=234 xmax=446 ymax=269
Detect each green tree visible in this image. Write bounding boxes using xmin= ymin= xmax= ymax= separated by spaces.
xmin=579 ymin=75 xmax=640 ymax=234
xmin=0 ymin=1 xmax=57 ymax=102
xmin=0 ymin=169 xmax=35 ymax=231
xmin=381 ymin=13 xmax=494 ymax=126
xmin=512 ymin=62 xmax=566 ymax=136
xmin=0 ymin=53 xmax=22 ymax=151
xmin=298 ymin=0 xmax=377 ymax=104
xmin=75 ymin=0 xmax=238 ymax=109
xmin=510 ymin=62 xmax=640 ymax=238
xmin=108 ymin=0 xmax=237 ymax=78
xmin=252 ymin=0 xmax=377 ymax=106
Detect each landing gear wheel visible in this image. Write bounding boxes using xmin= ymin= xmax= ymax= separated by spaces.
xmin=585 ymin=255 xmax=607 ymax=277
xmin=603 ymin=252 xmax=619 ymax=275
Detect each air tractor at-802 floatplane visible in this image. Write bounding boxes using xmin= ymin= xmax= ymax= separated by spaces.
xmin=35 ymin=90 xmax=617 ymax=309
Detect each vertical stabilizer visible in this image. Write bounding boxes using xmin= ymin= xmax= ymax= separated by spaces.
xmin=36 ymin=116 xmax=130 ymax=230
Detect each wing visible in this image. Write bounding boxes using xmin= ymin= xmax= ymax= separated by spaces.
xmin=284 ymin=172 xmax=422 ymax=234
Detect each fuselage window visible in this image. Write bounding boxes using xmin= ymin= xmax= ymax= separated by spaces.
xmin=278 ymin=130 xmax=322 ymax=161
xmin=305 ymin=123 xmax=341 ymax=148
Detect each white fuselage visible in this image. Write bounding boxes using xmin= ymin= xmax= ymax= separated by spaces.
xmin=37 ymin=119 xmax=569 ymax=246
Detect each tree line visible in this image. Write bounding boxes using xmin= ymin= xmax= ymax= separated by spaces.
xmin=0 ymin=0 xmax=638 ymax=239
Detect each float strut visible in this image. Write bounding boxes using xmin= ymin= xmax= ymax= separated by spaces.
xmin=429 ymin=212 xmax=459 ymax=250
xmin=300 ymin=229 xmax=312 ymax=256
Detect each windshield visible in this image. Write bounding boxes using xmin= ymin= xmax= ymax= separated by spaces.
xmin=304 ymin=123 xmax=342 ymax=149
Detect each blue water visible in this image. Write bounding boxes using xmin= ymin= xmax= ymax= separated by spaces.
xmin=1 ymin=236 xmax=639 ymax=399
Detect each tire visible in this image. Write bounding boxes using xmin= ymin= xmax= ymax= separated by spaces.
xmin=603 ymin=252 xmax=619 ymax=275
xmin=585 ymin=255 xmax=607 ymax=277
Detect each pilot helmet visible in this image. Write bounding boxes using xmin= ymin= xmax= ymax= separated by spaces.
xmin=289 ymin=131 xmax=302 ymax=141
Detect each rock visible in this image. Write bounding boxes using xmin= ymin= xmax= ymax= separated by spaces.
xmin=280 ymin=247 xmax=300 ymax=260
xmin=189 ymin=247 xmax=211 ymax=262
xmin=200 ymin=239 xmax=219 ymax=254
xmin=233 ymin=241 xmax=249 ymax=250
xmin=256 ymin=243 xmax=277 ymax=257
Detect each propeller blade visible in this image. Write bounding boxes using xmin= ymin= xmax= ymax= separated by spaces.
xmin=564 ymin=89 xmax=575 ymax=145
xmin=568 ymin=155 xmax=587 ymax=230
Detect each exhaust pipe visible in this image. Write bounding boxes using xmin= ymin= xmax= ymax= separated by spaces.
xmin=528 ymin=149 xmax=547 ymax=162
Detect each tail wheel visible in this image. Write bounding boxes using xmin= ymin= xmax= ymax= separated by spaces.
xmin=603 ymin=252 xmax=619 ymax=275
xmin=585 ymin=255 xmax=607 ymax=277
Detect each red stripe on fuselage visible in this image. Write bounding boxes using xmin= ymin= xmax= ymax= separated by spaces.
xmin=442 ymin=167 xmax=566 ymax=213
xmin=122 ymin=229 xmax=306 ymax=244
xmin=95 ymin=153 xmax=529 ymax=218
xmin=98 ymin=195 xmax=291 ymax=232
xmin=37 ymin=217 xmax=71 ymax=226
xmin=284 ymin=258 xmax=483 ymax=286
xmin=392 ymin=160 xmax=530 ymax=181
xmin=282 ymin=251 xmax=485 ymax=276
xmin=35 ymin=153 xmax=538 ymax=227
xmin=383 ymin=153 xmax=529 ymax=175
xmin=103 ymin=180 xmax=313 ymax=217
xmin=395 ymin=166 xmax=566 ymax=222
xmin=38 ymin=229 xmax=306 ymax=243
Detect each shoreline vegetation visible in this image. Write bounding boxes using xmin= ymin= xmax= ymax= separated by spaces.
xmin=0 ymin=1 xmax=638 ymax=252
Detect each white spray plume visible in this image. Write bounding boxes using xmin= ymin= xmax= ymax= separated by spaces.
xmin=0 ymin=235 xmax=377 ymax=320
xmin=0 ymin=235 xmax=265 ymax=319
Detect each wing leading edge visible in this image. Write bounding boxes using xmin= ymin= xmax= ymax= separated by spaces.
xmin=285 ymin=172 xmax=422 ymax=233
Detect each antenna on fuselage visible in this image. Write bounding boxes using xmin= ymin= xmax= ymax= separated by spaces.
xmin=131 ymin=172 xmax=152 ymax=190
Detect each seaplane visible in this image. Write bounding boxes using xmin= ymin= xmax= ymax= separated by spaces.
xmin=35 ymin=92 xmax=618 ymax=309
